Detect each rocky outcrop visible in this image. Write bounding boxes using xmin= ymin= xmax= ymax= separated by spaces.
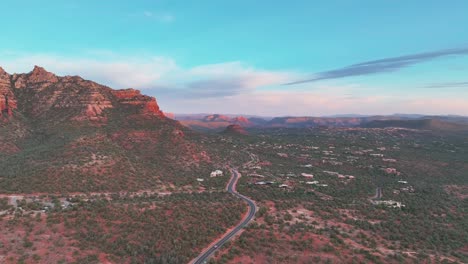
xmin=0 ymin=67 xmax=16 ymax=117
xmin=112 ymin=89 xmax=164 ymax=116
xmin=12 ymin=66 xmax=59 ymax=89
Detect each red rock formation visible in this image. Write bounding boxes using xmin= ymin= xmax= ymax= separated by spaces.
xmin=0 ymin=66 xmax=165 ymax=121
xmin=0 ymin=65 xmax=214 ymax=194
xmin=112 ymin=89 xmax=164 ymax=116
xmin=12 ymin=66 xmax=59 ymax=89
xmin=0 ymin=67 xmax=16 ymax=117
xmin=28 ymin=66 xmax=59 ymax=84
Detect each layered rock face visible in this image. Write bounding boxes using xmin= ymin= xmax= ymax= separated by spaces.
xmin=112 ymin=88 xmax=164 ymax=117
xmin=0 ymin=67 xmax=16 ymax=117
xmin=0 ymin=66 xmax=164 ymax=121
xmin=12 ymin=65 xmax=59 ymax=89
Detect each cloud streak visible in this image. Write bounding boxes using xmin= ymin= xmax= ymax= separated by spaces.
xmin=285 ymin=47 xmax=468 ymax=85
xmin=160 ymin=91 xmax=468 ymax=116
xmin=0 ymin=53 xmax=295 ymax=98
xmin=143 ymin=11 xmax=175 ymax=23
xmin=2 ymin=51 xmax=466 ymax=116
xmin=423 ymin=81 xmax=468 ymax=89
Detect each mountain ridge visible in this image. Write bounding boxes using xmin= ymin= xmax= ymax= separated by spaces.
xmin=0 ymin=66 xmax=212 ymax=193
xmin=178 ymin=113 xmax=468 ymax=131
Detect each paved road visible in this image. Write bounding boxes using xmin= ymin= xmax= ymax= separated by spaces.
xmin=190 ymin=169 xmax=257 ymax=264
xmin=374 ymin=187 xmax=383 ymax=199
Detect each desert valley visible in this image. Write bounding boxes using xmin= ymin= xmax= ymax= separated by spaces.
xmin=0 ymin=67 xmax=467 ymax=263
xmin=1 ymin=1 xmax=468 ymax=263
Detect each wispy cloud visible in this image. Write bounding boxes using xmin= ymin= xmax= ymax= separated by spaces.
xmin=1 ymin=53 xmax=178 ymax=88
xmin=161 ymin=91 xmax=468 ymax=116
xmin=1 ymin=52 xmax=467 ymax=115
xmin=285 ymin=47 xmax=468 ymax=85
xmin=179 ymin=62 xmax=295 ymax=97
xmin=423 ymin=81 xmax=468 ymax=89
xmin=0 ymin=53 xmax=295 ymax=98
xmin=142 ymin=11 xmax=175 ymax=23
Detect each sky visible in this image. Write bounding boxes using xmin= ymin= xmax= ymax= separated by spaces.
xmin=1 ymin=0 xmax=468 ymax=116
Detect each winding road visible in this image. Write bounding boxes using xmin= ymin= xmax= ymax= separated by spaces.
xmin=190 ymin=169 xmax=257 ymax=264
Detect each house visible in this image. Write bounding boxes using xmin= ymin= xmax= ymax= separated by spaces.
xmin=210 ymin=170 xmax=223 ymax=177
xmin=373 ymin=200 xmax=405 ymax=208
xmin=306 ymin=181 xmax=319 ymax=185
xmin=383 ymin=168 xmax=400 ymax=175
xmin=248 ymin=174 xmax=265 ymax=178
xmin=61 ymin=201 xmax=71 ymax=209
xmin=401 ymin=186 xmax=415 ymax=193
xmin=277 ymin=153 xmax=288 ymax=158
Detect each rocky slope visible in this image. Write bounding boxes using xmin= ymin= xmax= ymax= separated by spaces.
xmin=0 ymin=66 xmax=212 ymax=193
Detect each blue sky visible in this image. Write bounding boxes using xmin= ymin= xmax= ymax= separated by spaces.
xmin=1 ymin=0 xmax=468 ymax=115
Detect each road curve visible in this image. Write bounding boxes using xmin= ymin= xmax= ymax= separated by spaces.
xmin=190 ymin=169 xmax=257 ymax=264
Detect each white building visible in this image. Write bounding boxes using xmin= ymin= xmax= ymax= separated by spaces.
xmin=306 ymin=181 xmax=319 ymax=185
xmin=210 ymin=170 xmax=223 ymax=177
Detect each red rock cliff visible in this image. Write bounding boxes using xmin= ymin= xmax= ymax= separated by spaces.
xmin=0 ymin=67 xmax=16 ymax=117
xmin=112 ymin=88 xmax=164 ymax=116
xmin=1 ymin=66 xmax=165 ymax=121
